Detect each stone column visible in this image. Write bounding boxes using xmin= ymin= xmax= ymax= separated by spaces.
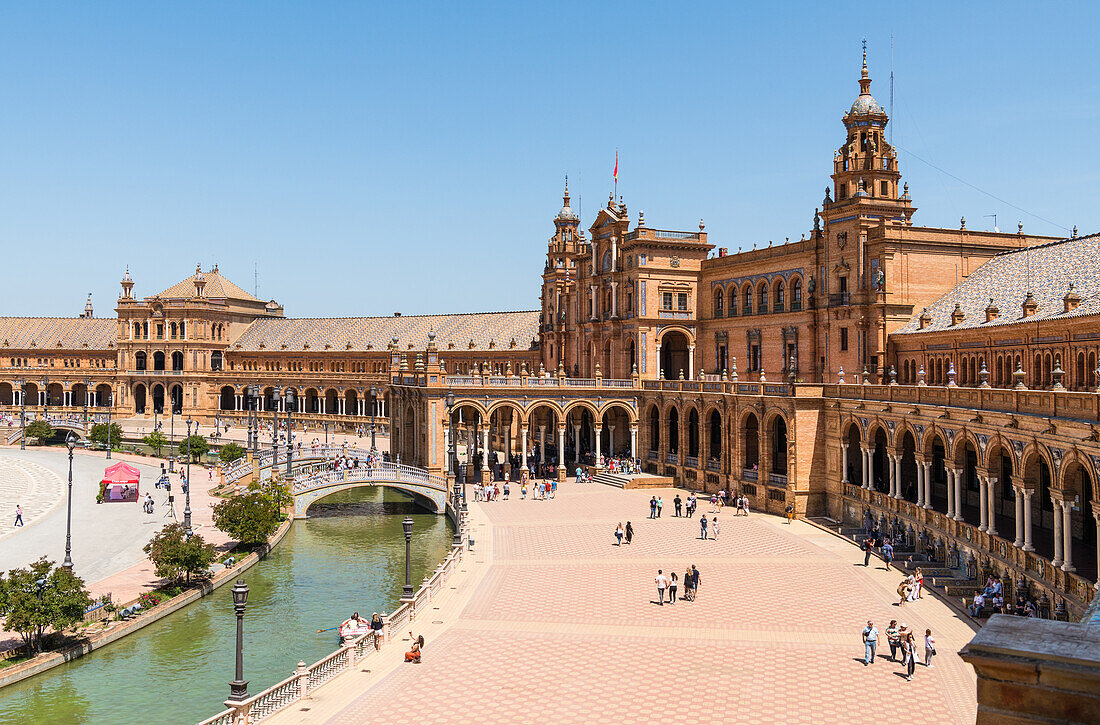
xmin=688 ymin=344 xmax=695 ymax=379
xmin=953 ymin=468 xmax=964 ymax=521
xmin=1052 ymin=499 xmax=1064 ymax=567
xmin=840 ymin=443 xmax=849 ymax=485
xmin=521 ymin=424 xmax=528 ymax=471
xmin=987 ymin=477 xmax=999 ymax=537
xmin=946 ymin=469 xmax=956 ymax=519
xmin=557 ymin=425 xmax=566 ymax=475
xmin=861 ymin=447 xmax=870 ymax=490
xmin=319 ymin=398 xmax=325 ymax=414
xmin=1060 ymin=500 xmax=1075 ymax=573
xmin=630 ymin=424 xmax=637 ymax=461
xmin=481 ymin=426 xmax=490 ymax=472
xmin=655 ymin=344 xmax=662 ymax=378
xmin=1092 ymin=502 xmax=1100 ymax=589
xmin=886 ymin=454 xmax=896 ymax=497
xmin=573 ymin=424 xmax=581 ymax=463
xmin=593 ymin=426 xmax=603 ymax=468
xmin=923 ymin=462 xmax=934 ymax=509
xmin=1014 ymin=487 xmax=1025 ymax=547
xmin=1023 ymin=490 xmax=1035 ymax=551
xmin=978 ymin=476 xmax=989 ymax=532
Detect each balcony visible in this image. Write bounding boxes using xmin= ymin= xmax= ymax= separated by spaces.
xmin=667 ymin=453 xmax=679 ymax=465
xmin=768 ymin=472 xmax=787 ymax=486
xmin=685 ymin=455 xmax=699 ymax=468
xmin=742 ymin=468 xmax=759 ymax=482
xmin=829 ymin=292 xmax=850 ymax=307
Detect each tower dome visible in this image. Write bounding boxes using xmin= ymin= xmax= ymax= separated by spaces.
xmin=846 ymin=45 xmax=885 ymax=118
xmin=557 ymin=178 xmax=578 ymax=221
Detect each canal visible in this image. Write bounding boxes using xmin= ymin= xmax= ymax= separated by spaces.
xmin=0 ymin=488 xmax=453 ymax=725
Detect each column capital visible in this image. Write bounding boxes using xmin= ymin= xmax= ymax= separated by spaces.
xmin=1091 ymin=500 xmax=1100 ymax=520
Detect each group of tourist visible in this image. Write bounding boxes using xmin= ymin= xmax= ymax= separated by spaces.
xmin=654 ymin=565 xmax=701 ymax=604
xmin=861 ymin=620 xmax=936 ymax=681
xmin=605 ymin=456 xmax=640 ymax=475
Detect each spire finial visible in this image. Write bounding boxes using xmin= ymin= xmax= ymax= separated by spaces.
xmin=862 ymin=38 xmax=868 ymax=75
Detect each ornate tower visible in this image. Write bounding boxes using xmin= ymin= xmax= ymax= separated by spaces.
xmin=830 ymin=46 xmax=904 ymax=203
xmin=539 ymin=178 xmax=583 ymax=371
xmin=818 ymin=47 xmax=915 ymax=383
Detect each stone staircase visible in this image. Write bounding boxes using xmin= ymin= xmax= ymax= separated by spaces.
xmin=592 ymin=471 xmax=676 ymax=490
xmin=592 ymin=471 xmax=630 ymax=488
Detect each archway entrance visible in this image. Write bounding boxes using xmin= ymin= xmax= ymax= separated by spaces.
xmin=742 ymin=412 xmax=759 ymax=474
xmin=134 ymin=384 xmax=147 ymax=414
xmin=660 ymin=331 xmax=690 ymax=380
xmin=151 ymin=384 xmax=165 ymax=415
xmin=170 ymin=384 xmax=183 ymax=415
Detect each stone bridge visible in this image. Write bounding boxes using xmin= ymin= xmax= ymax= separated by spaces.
xmin=290 ymin=461 xmax=451 ymax=518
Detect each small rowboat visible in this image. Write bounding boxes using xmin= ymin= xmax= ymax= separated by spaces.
xmin=339 ymin=619 xmax=371 ymax=643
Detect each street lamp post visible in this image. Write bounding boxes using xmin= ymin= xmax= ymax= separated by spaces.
xmin=271 ymin=387 xmax=279 ymax=467
xmin=228 ymin=580 xmax=250 ymax=702
xmin=285 ymin=390 xmax=295 ymax=479
xmin=184 ymin=418 xmax=193 ymax=531
xmin=402 ymin=516 xmax=414 ymax=598
xmin=16 ymin=379 xmax=25 ymax=451
xmin=63 ymin=432 xmax=77 ymax=571
xmin=324 ymin=421 xmax=329 ymax=449
xmin=369 ymin=386 xmax=378 ymax=450
xmin=106 ymin=393 xmax=113 ymax=460
xmin=42 ymin=375 xmax=49 ymax=418
xmin=446 ymin=391 xmax=461 ymax=547
xmin=249 ymin=384 xmax=260 ymax=459
xmin=169 ymin=410 xmax=176 ymax=473
xmin=82 ymin=377 xmax=90 ymax=435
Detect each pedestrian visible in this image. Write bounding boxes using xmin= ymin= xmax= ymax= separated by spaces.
xmin=924 ymin=629 xmax=936 ymax=668
xmin=14 ymin=505 xmax=23 ymax=527
xmin=690 ymin=565 xmax=700 ymax=599
xmin=655 ymin=569 xmax=668 ymax=606
xmin=881 ymin=539 xmax=894 ymax=569
xmin=370 ymin=613 xmax=384 ymax=650
xmin=503 ymin=482 xmax=510 ymax=500
xmin=404 ymin=632 xmax=424 ymax=663
xmin=914 ymin=567 xmax=924 ymax=599
xmin=521 ymin=483 xmax=527 ymax=500
xmin=668 ymin=572 xmax=678 ymax=604
xmin=615 ymin=523 xmax=624 ymax=546
xmin=699 ymin=514 xmax=708 ymax=540
xmin=684 ymin=566 xmax=695 ymax=601
xmin=885 ymin=620 xmax=900 ymax=661
xmin=902 ymin=630 xmax=916 ymax=681
xmin=625 ymin=521 xmax=634 ymax=544
xmin=897 ymin=577 xmax=911 ymax=606
xmin=711 ymin=516 xmax=719 ymax=540
xmin=656 ymin=496 xmax=663 ymax=518
xmin=550 ymin=479 xmax=557 ymax=498
xmin=650 ymin=496 xmax=658 ymax=519
xmin=861 ymin=537 xmax=873 ymax=567
xmin=862 ymin=620 xmax=878 ymax=665
xmin=674 ymin=494 xmax=683 ymax=517
xmin=784 ymin=502 xmax=794 ymax=524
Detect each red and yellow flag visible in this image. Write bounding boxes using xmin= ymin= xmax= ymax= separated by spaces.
xmin=613 ymin=150 xmax=618 ymax=184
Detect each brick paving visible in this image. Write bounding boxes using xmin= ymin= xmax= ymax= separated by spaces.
xmin=269 ymin=481 xmax=980 ymax=724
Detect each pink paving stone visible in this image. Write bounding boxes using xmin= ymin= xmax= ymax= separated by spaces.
xmin=315 ymin=483 xmax=979 ymax=724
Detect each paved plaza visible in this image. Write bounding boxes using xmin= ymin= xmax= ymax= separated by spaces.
xmin=266 ymin=482 xmax=980 ymax=724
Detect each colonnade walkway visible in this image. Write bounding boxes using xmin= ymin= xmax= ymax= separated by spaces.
xmin=265 ymin=483 xmax=980 ymax=724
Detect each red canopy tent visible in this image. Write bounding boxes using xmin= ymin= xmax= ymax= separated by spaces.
xmin=101 ymin=462 xmax=141 ymax=502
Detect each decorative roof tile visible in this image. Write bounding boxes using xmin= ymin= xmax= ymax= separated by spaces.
xmin=230 ymin=311 xmax=540 ymax=353
xmin=0 ymin=318 xmax=116 ymax=350
xmin=154 ymin=267 xmax=261 ymax=302
xmin=896 ymin=232 xmax=1100 ymax=334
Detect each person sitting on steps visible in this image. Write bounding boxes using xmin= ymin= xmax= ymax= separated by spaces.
xmin=405 ymin=632 xmax=424 ymax=663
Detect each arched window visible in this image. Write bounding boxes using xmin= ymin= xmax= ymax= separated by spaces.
xmin=791 ymin=278 xmax=803 ymax=311
xmin=743 ymin=286 xmax=753 ymax=315
xmin=728 ymin=289 xmax=737 ymax=316
xmin=758 ymin=283 xmax=768 ymax=314
xmin=153 ymin=351 xmax=165 ymax=371
xmin=170 ymin=322 xmax=177 ymax=339
xmin=713 ymin=289 xmax=723 ymax=317
xmin=211 ymin=351 xmax=223 ymax=371
xmin=171 ymin=351 xmax=184 ymax=371
xmin=774 ymin=281 xmax=785 ymax=312
xmin=133 ymin=322 xmax=141 ymax=338
xmin=135 ymin=351 xmax=147 ymax=371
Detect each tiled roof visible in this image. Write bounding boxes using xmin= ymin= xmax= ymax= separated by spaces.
xmin=0 ymin=317 xmax=116 ymax=350
xmin=154 ymin=267 xmax=262 ymax=302
xmin=896 ymin=233 xmax=1100 ymax=334
xmin=230 ymin=311 xmax=541 ymax=353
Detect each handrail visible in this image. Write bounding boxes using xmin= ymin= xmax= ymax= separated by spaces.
xmin=291 ymin=461 xmax=448 ymax=494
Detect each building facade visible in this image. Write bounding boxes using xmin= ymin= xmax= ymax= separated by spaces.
xmin=1 ymin=52 xmax=1096 ymax=618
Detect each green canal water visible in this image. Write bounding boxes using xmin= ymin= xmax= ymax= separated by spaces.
xmin=0 ymin=488 xmax=453 ymax=725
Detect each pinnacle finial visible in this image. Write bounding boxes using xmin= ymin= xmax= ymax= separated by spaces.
xmin=861 ymin=38 xmax=868 ymax=77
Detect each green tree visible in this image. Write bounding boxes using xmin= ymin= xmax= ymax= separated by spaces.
xmin=180 ymin=435 xmax=209 ymax=463
xmin=24 ymin=420 xmax=53 ymax=442
xmin=89 ymin=423 xmax=123 ymax=448
xmin=142 ymin=429 xmax=167 ymax=456
xmin=212 ymin=491 xmax=281 ymax=546
xmin=219 ymin=442 xmax=246 ymax=464
xmin=249 ymin=477 xmax=292 ymax=512
xmin=143 ymin=524 xmax=217 ymax=584
xmin=0 ymin=558 xmax=92 ymax=653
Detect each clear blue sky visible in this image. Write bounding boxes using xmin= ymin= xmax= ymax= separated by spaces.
xmin=3 ymin=2 xmax=1097 ymax=318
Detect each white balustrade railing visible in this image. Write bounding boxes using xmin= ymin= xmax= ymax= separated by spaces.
xmin=224 ymin=444 xmax=386 ymax=485
xmin=197 ymin=533 xmax=468 ymax=725
xmin=291 ymin=461 xmax=448 ymax=494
